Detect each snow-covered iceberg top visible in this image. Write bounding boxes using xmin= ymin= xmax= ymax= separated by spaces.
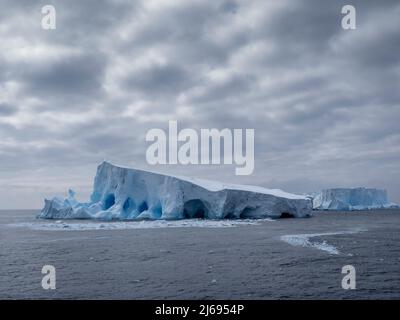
xmin=39 ymin=162 xmax=312 ymax=220
xmin=312 ymin=187 xmax=398 ymax=211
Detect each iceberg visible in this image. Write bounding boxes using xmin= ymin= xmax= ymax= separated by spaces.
xmin=39 ymin=162 xmax=312 ymax=220
xmin=312 ymin=187 xmax=398 ymax=211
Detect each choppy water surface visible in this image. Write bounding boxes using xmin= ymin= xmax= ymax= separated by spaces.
xmin=1 ymin=209 xmax=399 ymax=299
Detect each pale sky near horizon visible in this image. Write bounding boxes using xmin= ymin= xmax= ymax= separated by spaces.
xmin=0 ymin=0 xmax=399 ymax=209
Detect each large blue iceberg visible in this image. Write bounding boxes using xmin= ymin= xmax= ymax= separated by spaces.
xmin=312 ymin=187 xmax=398 ymax=211
xmin=39 ymin=162 xmax=312 ymax=220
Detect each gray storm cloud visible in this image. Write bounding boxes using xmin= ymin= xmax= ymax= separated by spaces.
xmin=0 ymin=0 xmax=399 ymax=208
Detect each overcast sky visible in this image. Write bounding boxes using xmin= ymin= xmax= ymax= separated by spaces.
xmin=0 ymin=0 xmax=399 ymax=209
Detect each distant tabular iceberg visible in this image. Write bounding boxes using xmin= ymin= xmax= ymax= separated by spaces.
xmin=39 ymin=162 xmax=312 ymax=220
xmin=312 ymin=188 xmax=398 ymax=211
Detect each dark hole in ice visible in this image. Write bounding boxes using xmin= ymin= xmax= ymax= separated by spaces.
xmin=138 ymin=201 xmax=148 ymax=213
xmin=239 ymin=207 xmax=255 ymax=219
xmin=152 ymin=202 xmax=163 ymax=219
xmin=224 ymin=212 xmax=237 ymax=219
xmin=183 ymin=199 xmax=208 ymax=219
xmin=103 ymin=194 xmax=115 ymax=210
xmin=280 ymin=212 xmax=295 ymax=218
xmin=123 ymin=197 xmax=136 ymax=214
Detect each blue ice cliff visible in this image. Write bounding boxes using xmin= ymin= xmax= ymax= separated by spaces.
xmin=312 ymin=188 xmax=398 ymax=211
xmin=39 ymin=162 xmax=312 ymax=220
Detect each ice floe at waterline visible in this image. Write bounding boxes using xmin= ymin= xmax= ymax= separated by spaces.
xmin=10 ymin=218 xmax=274 ymax=231
xmin=39 ymin=162 xmax=312 ymax=220
xmin=312 ymin=188 xmax=398 ymax=211
xmin=280 ymin=229 xmax=366 ymax=255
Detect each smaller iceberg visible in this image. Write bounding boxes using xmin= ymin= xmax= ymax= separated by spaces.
xmin=312 ymin=187 xmax=398 ymax=211
xmin=39 ymin=161 xmax=312 ymax=220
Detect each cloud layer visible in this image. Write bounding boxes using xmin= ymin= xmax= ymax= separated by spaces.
xmin=0 ymin=0 xmax=399 ymax=208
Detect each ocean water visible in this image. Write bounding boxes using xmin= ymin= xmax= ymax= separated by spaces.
xmin=0 ymin=209 xmax=399 ymax=299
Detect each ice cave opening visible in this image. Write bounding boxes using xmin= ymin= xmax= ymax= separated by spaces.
xmin=183 ymin=199 xmax=209 ymax=219
xmin=280 ymin=212 xmax=295 ymax=218
xmin=122 ymin=197 xmax=136 ymax=214
xmin=138 ymin=201 xmax=149 ymax=213
xmin=103 ymin=194 xmax=115 ymax=210
xmin=152 ymin=202 xmax=163 ymax=219
xmin=239 ymin=207 xmax=256 ymax=219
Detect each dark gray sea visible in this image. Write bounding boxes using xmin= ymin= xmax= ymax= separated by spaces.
xmin=1 ymin=209 xmax=399 ymax=299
